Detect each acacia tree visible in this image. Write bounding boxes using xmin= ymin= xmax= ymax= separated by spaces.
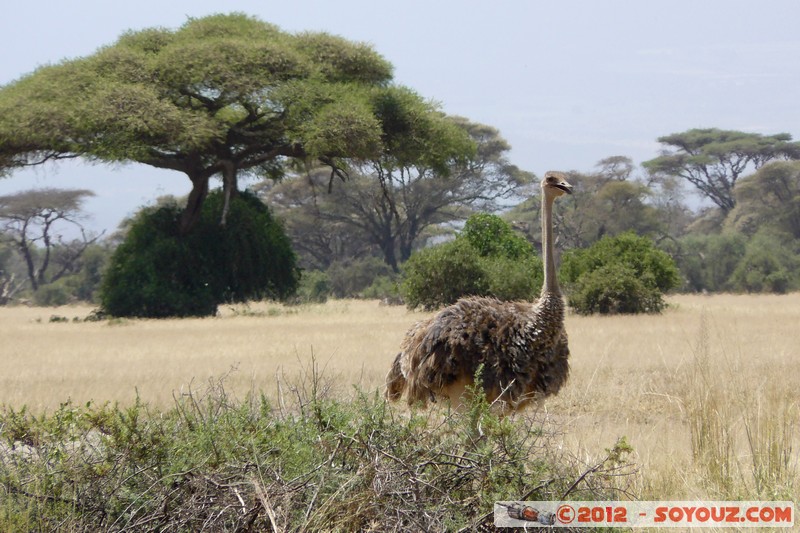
xmin=506 ymin=158 xmax=666 ymax=251
xmin=726 ymin=160 xmax=800 ymax=238
xmin=265 ymin=117 xmax=526 ymax=271
xmin=0 ymin=242 xmax=24 ymax=304
xmin=0 ymin=188 xmax=99 ymax=291
xmin=643 ymin=128 xmax=800 ymax=213
xmin=0 ymin=14 xmax=468 ymax=233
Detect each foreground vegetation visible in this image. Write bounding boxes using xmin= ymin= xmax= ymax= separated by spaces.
xmin=0 ymin=372 xmax=634 ymax=531
xmin=1 ymin=295 xmax=798 ymax=530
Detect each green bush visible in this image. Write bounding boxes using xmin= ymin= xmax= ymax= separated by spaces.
xmin=670 ymin=233 xmax=746 ymax=292
xmin=561 ymin=232 xmax=679 ymax=314
xmin=326 ymin=257 xmax=396 ymax=298
xmin=727 ymin=230 xmax=800 ymax=293
xmin=482 ymin=255 xmax=543 ymax=302
xmin=568 ymin=263 xmax=666 ymax=314
xmin=401 ymin=239 xmax=488 ymax=310
xmin=33 ymin=281 xmax=72 ymax=307
xmin=295 ymin=270 xmax=331 ymax=303
xmin=100 ymin=191 xmax=298 ymax=318
xmin=361 ymin=274 xmax=402 ymax=301
xmin=401 ymin=214 xmax=542 ymax=310
xmin=462 ymin=213 xmax=532 ymax=259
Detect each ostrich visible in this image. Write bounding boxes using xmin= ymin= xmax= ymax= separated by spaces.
xmin=385 ymin=171 xmax=573 ymax=412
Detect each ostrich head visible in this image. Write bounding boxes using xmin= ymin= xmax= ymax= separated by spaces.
xmin=541 ymin=171 xmax=573 ymax=197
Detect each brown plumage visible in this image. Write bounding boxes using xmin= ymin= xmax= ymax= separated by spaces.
xmin=386 ymin=171 xmax=573 ymax=411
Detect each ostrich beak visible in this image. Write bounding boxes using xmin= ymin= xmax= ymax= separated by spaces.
xmin=554 ymin=181 xmax=573 ymax=195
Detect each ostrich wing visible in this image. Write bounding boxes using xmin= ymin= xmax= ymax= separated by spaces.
xmin=400 ymin=297 xmax=536 ymax=405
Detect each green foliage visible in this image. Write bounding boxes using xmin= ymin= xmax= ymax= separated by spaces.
xmin=0 ymin=376 xmax=633 ymax=531
xmin=462 ymin=213 xmax=532 ymax=259
xmin=671 ymin=233 xmax=747 ymax=292
xmin=0 ymin=13 xmax=395 ymax=163
xmin=727 ymin=160 xmax=800 ymax=239
xmin=326 ymin=256 xmax=396 ymax=298
xmin=643 ymin=128 xmax=800 ymax=212
xmin=360 ymin=274 xmax=402 ymax=301
xmin=669 ymin=229 xmax=800 ymax=294
xmin=32 ymin=281 xmax=72 ymax=306
xmin=401 ymin=239 xmax=488 ymax=310
xmin=68 ymin=244 xmax=111 ymax=302
xmin=100 ymin=204 xmax=217 ymax=317
xmin=727 ymin=230 xmax=800 ymax=293
xmin=294 ymin=270 xmax=330 ymax=304
xmin=29 ymin=244 xmax=113 ymax=305
xmin=482 ymin=255 xmax=543 ymax=302
xmin=100 ymin=190 xmax=298 ymax=318
xmin=561 ymin=232 xmax=680 ymax=314
xmin=567 ymin=263 xmax=666 ymax=314
xmin=401 ymin=214 xmax=542 ymax=310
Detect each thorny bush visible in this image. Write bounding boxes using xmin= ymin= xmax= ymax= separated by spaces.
xmin=0 ymin=368 xmax=637 ymax=532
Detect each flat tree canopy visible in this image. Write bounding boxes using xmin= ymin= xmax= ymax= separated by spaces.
xmin=643 ymin=128 xmax=800 ymax=213
xmin=0 ymin=13 xmax=472 ymax=232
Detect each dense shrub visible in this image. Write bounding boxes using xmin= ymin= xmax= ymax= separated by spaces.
xmin=32 ymin=281 xmax=72 ymax=306
xmin=462 ymin=213 xmax=532 ymax=259
xmin=568 ymin=263 xmax=666 ymax=314
xmin=482 ymin=255 xmax=543 ymax=302
xmin=326 ymin=256 xmax=396 ymax=298
xmin=727 ymin=230 xmax=800 ymax=293
xmin=401 ymin=239 xmax=488 ymax=310
xmin=360 ymin=274 xmax=402 ymax=301
xmin=100 ymin=191 xmax=298 ymax=318
xmin=401 ymin=214 xmax=542 ymax=310
xmin=671 ymin=233 xmax=747 ymax=292
xmin=561 ymin=232 xmax=679 ymax=314
xmin=294 ymin=270 xmax=331 ymax=303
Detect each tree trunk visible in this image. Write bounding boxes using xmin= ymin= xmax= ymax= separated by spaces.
xmin=220 ymin=160 xmax=239 ymax=227
xmin=20 ymin=241 xmax=38 ymax=291
xmin=179 ymin=175 xmax=210 ymax=235
xmin=380 ymin=237 xmax=399 ymax=273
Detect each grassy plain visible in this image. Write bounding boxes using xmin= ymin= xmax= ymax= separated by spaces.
xmin=1 ymin=293 xmax=799 ymax=502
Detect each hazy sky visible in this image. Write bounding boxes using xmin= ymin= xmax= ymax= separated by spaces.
xmin=2 ymin=0 xmax=799 ymax=234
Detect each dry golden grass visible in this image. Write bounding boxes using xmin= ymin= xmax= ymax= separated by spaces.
xmin=549 ymin=293 xmax=800 ymax=500
xmin=0 ymin=300 xmax=410 ymax=410
xmin=1 ymin=293 xmax=799 ymax=501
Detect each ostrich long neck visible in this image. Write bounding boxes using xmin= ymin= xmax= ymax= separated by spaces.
xmin=541 ymin=192 xmax=560 ymax=296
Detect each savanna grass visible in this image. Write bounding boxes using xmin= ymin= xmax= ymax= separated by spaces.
xmin=682 ymin=313 xmax=798 ymax=501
